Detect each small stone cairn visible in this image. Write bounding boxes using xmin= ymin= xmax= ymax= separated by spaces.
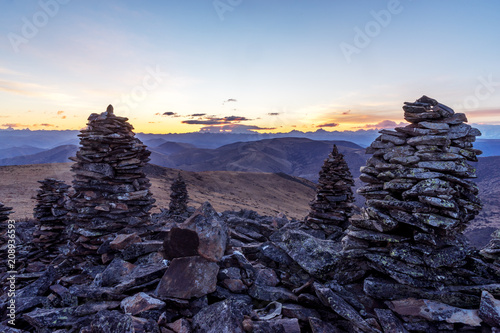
xmin=481 ymin=228 xmax=500 ymax=268
xmin=168 ymin=173 xmax=189 ymax=218
xmin=68 ymin=105 xmax=155 ymax=260
xmin=306 ymin=144 xmax=355 ymax=239
xmin=32 ymin=178 xmax=70 ymax=262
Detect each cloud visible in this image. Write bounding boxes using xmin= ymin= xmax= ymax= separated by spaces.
xmin=1 ymin=123 xmax=29 ymax=128
xmin=199 ymin=124 xmax=275 ymax=133
xmin=342 ymin=110 xmax=351 ymax=115
xmin=190 ymin=113 xmax=206 ymax=117
xmin=182 ymin=119 xmax=223 ymax=125
xmin=361 ymin=120 xmax=406 ymax=129
xmin=56 ymin=110 xmax=67 ymax=119
xmin=34 ymin=123 xmax=56 ymax=127
xmin=223 ymin=116 xmax=250 ymax=122
xmin=182 ymin=115 xmax=251 ymax=125
xmin=222 ymin=98 xmax=237 ymax=105
xmin=162 ymin=111 xmax=178 ymax=116
xmin=0 ymin=79 xmax=46 ymax=97
xmin=317 ymin=122 xmax=339 ymax=128
xmin=268 ymin=113 xmax=280 ymax=116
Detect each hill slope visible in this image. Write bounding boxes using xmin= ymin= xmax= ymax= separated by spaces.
xmin=0 ymin=163 xmax=316 ymax=221
xmin=160 ymin=137 xmax=366 ymax=182
xmin=0 ymin=145 xmax=77 ymax=166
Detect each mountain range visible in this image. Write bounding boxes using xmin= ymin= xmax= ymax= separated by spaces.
xmin=0 ymin=135 xmax=498 ymax=248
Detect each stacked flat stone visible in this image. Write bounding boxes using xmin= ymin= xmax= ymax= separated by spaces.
xmin=306 ymin=145 xmax=354 ymax=239
xmin=32 ymin=178 xmax=70 ymax=261
xmin=168 ymin=173 xmax=189 ymax=217
xmin=480 ymin=229 xmax=500 ymax=267
xmin=0 ymin=202 xmax=14 ymax=248
xmin=69 ymin=105 xmax=155 ymax=258
xmin=344 ymin=96 xmax=492 ymax=293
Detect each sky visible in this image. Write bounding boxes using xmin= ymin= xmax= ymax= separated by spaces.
xmin=1 ymin=0 xmax=500 ymax=134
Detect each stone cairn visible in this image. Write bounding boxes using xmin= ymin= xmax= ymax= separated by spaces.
xmin=342 ymin=96 xmax=500 ymax=320
xmin=306 ymin=144 xmax=354 ymax=239
xmin=68 ymin=105 xmax=155 ymax=261
xmin=481 ymin=228 xmax=500 ymax=268
xmin=168 ymin=172 xmax=189 ymax=218
xmin=31 ymin=178 xmax=70 ymax=263
xmin=0 ymin=202 xmax=13 ymax=249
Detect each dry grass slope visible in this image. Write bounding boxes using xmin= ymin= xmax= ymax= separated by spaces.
xmin=0 ymin=163 xmax=316 ymax=221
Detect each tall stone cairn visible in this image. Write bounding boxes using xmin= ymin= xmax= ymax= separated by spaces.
xmin=0 ymin=202 xmax=14 ymax=249
xmin=69 ymin=105 xmax=155 ymax=258
xmin=306 ymin=144 xmax=354 ymax=239
xmin=168 ymin=173 xmax=189 ymax=217
xmin=343 ymin=96 xmax=499 ymax=303
xmin=32 ymin=178 xmax=70 ymax=261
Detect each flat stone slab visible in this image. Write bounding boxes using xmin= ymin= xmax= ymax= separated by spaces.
xmin=155 ymin=255 xmax=219 ymax=299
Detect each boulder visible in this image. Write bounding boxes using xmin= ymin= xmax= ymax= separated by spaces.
xmin=156 ymin=256 xmax=218 ymax=299
xmin=176 ymin=202 xmax=228 ymax=262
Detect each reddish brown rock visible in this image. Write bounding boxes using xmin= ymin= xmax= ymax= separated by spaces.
xmin=155 ymin=256 xmax=218 ymax=299
xmin=120 ymin=292 xmax=165 ymax=316
xmin=166 ymin=318 xmax=191 ymax=333
xmin=479 ymin=290 xmax=500 ymax=327
xmin=163 ymin=227 xmax=199 ymax=260
xmin=109 ymin=233 xmax=141 ymax=251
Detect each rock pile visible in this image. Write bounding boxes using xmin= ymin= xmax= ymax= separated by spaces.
xmin=481 ymin=228 xmax=500 ymax=267
xmin=306 ymin=144 xmax=355 ymax=239
xmin=68 ymin=105 xmax=155 ymax=261
xmin=168 ymin=173 xmax=189 ymax=219
xmin=340 ymin=96 xmax=500 ymax=330
xmin=0 ymin=202 xmax=13 ymax=249
xmin=31 ymin=178 xmax=70 ymax=263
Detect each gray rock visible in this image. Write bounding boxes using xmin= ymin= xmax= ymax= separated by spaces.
xmin=191 ymin=299 xmax=251 ymax=333
xmin=374 ymin=308 xmax=409 ymax=333
xmin=178 ymin=202 xmax=229 ymax=262
xmin=389 ymin=298 xmax=482 ymax=326
xmin=314 ymin=283 xmax=380 ymax=333
xmin=89 ymin=310 xmax=133 ymax=333
xmin=272 ymin=229 xmax=341 ymax=278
